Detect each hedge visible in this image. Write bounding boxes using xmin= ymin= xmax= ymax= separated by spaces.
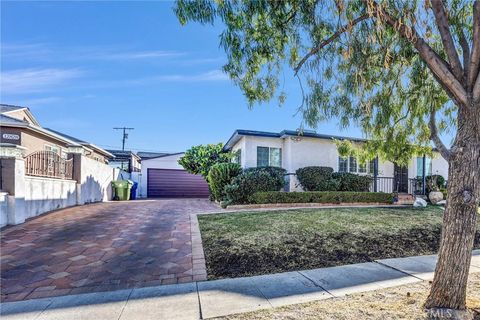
xmin=224 ymin=167 xmax=287 ymax=205
xmin=250 ymin=191 xmax=394 ymax=204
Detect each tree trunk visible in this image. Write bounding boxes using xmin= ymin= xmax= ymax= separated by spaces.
xmin=425 ymin=99 xmax=480 ymax=310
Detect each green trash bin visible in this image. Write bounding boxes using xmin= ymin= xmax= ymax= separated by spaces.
xmin=112 ymin=180 xmax=133 ymax=201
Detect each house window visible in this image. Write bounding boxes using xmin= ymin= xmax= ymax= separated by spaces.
xmin=416 ymin=157 xmax=432 ymax=177
xmin=338 ymin=157 xmax=348 ymax=172
xmin=358 ymin=162 xmax=367 ymax=173
xmin=44 ymin=144 xmax=59 ymax=154
xmin=349 ymin=156 xmax=357 ymax=173
xmin=257 ymin=147 xmax=282 ymax=167
xmin=233 ymin=149 xmax=241 ymax=165
xmin=369 ymin=160 xmax=375 ymax=174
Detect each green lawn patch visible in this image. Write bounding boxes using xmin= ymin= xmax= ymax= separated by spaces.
xmin=198 ymin=206 xmax=480 ymax=279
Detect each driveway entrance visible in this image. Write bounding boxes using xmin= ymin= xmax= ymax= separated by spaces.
xmin=0 ymin=199 xmax=220 ymax=302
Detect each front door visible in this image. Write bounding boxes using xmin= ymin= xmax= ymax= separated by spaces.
xmin=394 ymin=164 xmax=408 ymax=193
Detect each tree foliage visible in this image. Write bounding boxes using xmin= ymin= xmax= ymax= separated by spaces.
xmin=178 ymin=143 xmax=233 ymax=178
xmin=175 ymin=0 xmax=476 ymax=164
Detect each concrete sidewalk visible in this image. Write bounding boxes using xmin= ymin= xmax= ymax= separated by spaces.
xmin=2 ymin=250 xmax=479 ymax=320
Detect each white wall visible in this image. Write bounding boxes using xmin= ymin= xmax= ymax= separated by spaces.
xmin=229 ymin=134 xmax=450 ymax=192
xmin=243 ymin=136 xmax=284 ymax=168
xmin=24 ymin=176 xmax=77 ymax=219
xmin=80 ymin=156 xmax=130 ymax=203
xmin=137 ymin=153 xmax=184 ymax=198
xmin=0 ymin=192 xmax=8 ymax=227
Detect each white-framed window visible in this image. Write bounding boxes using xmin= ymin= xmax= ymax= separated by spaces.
xmin=338 ymin=157 xmax=348 ymax=172
xmin=233 ymin=149 xmax=241 ymax=165
xmin=44 ymin=144 xmax=59 ymax=154
xmin=358 ymin=162 xmax=367 ymax=173
xmin=257 ymin=146 xmax=282 ymax=167
xmin=338 ymin=156 xmax=375 ymax=174
xmin=349 ymin=156 xmax=357 ymax=173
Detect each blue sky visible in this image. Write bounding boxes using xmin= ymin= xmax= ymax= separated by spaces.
xmin=1 ymin=1 xmax=366 ymax=152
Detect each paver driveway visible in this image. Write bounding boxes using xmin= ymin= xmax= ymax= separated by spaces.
xmin=0 ymin=199 xmax=220 ymax=302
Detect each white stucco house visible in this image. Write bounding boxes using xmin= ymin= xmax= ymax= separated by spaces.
xmin=223 ymin=129 xmax=449 ymax=194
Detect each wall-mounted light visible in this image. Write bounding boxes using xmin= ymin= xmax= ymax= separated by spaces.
xmin=290 ymin=136 xmax=302 ymax=142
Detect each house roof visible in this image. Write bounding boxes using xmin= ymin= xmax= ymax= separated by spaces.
xmin=46 ymin=128 xmax=114 ymax=158
xmin=223 ymin=129 xmax=367 ymax=151
xmin=106 ymin=149 xmax=141 ymax=161
xmin=0 ymin=103 xmax=40 ymax=126
xmin=0 ymin=113 xmax=28 ymax=125
xmin=0 ymin=104 xmax=27 ymax=114
xmin=140 ymin=152 xmax=184 ymax=161
xmin=136 ymin=151 xmax=170 ymax=160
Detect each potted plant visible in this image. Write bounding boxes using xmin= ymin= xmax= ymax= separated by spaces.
xmin=427 ymin=175 xmax=444 ymax=204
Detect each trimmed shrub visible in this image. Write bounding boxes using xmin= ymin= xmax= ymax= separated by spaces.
xmin=296 ymin=166 xmax=336 ymax=191
xmin=426 ymin=175 xmax=446 ymax=193
xmin=331 ymin=172 xmax=372 ymax=192
xmin=250 ymin=191 xmax=394 ymax=204
xmin=224 ymin=167 xmax=286 ymax=204
xmin=207 ymin=163 xmax=242 ymax=201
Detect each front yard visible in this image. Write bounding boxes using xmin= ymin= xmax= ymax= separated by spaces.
xmin=199 ymin=206 xmax=480 ymax=279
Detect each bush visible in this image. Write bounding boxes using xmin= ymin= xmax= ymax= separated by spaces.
xmin=250 ymin=191 xmax=394 ymax=204
xmin=207 ymin=163 xmax=242 ymax=201
xmin=224 ymin=167 xmax=286 ymax=204
xmin=331 ymin=172 xmax=372 ymax=192
xmin=296 ymin=166 xmax=336 ymax=191
xmin=426 ymin=175 xmax=446 ymax=193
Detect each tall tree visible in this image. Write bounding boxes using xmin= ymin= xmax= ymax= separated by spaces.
xmin=174 ymin=0 xmax=479 ymax=313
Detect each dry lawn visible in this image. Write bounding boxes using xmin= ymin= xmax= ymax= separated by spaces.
xmin=215 ymin=273 xmax=480 ymax=320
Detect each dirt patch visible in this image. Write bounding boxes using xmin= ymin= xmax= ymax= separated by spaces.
xmin=214 ymin=272 xmax=480 ymax=320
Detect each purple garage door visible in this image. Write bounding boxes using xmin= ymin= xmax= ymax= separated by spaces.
xmin=147 ymin=168 xmax=210 ymax=198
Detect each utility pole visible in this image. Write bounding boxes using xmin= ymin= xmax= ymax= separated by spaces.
xmin=113 ymin=127 xmax=134 ymax=151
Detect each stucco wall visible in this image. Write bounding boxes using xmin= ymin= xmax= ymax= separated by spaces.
xmin=230 ymin=135 xmax=450 ymax=192
xmin=24 ymin=176 xmax=77 ymax=219
xmin=80 ymin=156 xmax=129 ymax=203
xmin=242 ymin=136 xmax=284 ymax=168
xmin=0 ymin=192 xmax=8 ymax=227
xmin=136 ymin=153 xmax=184 ymax=198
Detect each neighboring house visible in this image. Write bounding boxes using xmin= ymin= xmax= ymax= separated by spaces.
xmin=223 ymin=129 xmax=449 ymax=194
xmin=135 ymin=152 xmax=209 ymax=198
xmin=107 ymin=149 xmax=141 ymax=173
xmin=0 ymin=104 xmax=112 ymax=163
xmin=0 ymin=104 xmax=123 ymax=227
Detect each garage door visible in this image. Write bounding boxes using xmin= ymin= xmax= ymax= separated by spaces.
xmin=147 ymin=168 xmax=209 ymax=198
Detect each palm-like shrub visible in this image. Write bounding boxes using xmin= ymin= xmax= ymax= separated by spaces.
xmin=208 ymin=163 xmax=242 ymax=201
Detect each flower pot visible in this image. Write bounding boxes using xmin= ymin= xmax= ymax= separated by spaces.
xmin=429 ymin=191 xmax=444 ymax=205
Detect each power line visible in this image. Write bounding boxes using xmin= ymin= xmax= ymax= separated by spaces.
xmin=113 ymin=127 xmax=134 ymax=151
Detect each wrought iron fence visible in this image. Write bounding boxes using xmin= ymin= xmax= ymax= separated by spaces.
xmin=24 ymin=151 xmax=73 ymax=180
xmin=369 ymin=176 xmax=395 ymax=193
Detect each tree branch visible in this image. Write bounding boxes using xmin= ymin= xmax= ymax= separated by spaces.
xmin=431 ymin=1 xmax=464 ymax=82
xmin=473 ymin=70 xmax=480 ymax=102
xmin=429 ymin=107 xmax=451 ymax=161
xmin=366 ymin=0 xmax=468 ymax=107
xmin=294 ymin=14 xmax=369 ymax=75
xmin=468 ymin=1 xmax=480 ymax=88
xmin=456 ymin=26 xmax=470 ymax=78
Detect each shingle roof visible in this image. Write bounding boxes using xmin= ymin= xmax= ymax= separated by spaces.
xmin=0 ymin=104 xmax=27 ymax=114
xmin=45 ymin=128 xmax=87 ymax=144
xmin=0 ymin=113 xmax=28 ymax=125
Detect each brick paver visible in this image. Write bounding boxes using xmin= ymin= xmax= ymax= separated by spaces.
xmin=0 ymin=199 xmax=220 ymax=302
